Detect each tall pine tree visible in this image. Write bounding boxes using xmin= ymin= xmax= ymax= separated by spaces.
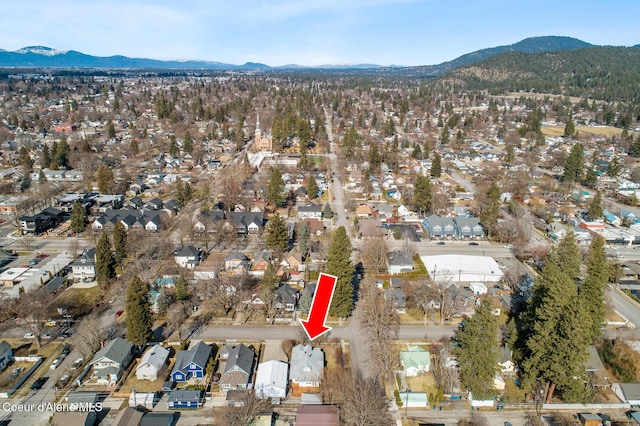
xmin=480 ymin=181 xmax=500 ymax=238
xmin=265 ymin=213 xmax=289 ymax=255
xmin=414 ymin=174 xmax=432 ymax=215
xmin=266 ymin=167 xmax=285 ymax=205
xmin=586 ymin=191 xmax=603 ymax=221
xmin=112 ymin=222 xmax=127 ymax=267
xmin=306 ymin=175 xmax=319 ymax=200
xmin=125 ymin=275 xmax=153 ymax=346
xmin=95 ymin=232 xmax=116 ymax=286
xmin=454 ymin=298 xmax=499 ymax=400
xmin=327 ymin=226 xmax=354 ymax=318
xmin=430 ymin=152 xmax=442 ymax=177
xmin=69 ymin=202 xmax=87 ymax=234
xmin=580 ymin=236 xmax=608 ymax=342
xmin=522 ymin=232 xmax=590 ymax=402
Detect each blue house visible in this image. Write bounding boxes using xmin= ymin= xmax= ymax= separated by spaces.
xmin=167 ymin=389 xmax=202 ymax=410
xmin=170 ymin=341 xmax=212 ymax=382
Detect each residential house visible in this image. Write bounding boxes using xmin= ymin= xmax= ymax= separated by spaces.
xmin=174 ymin=245 xmax=202 ymax=269
xmin=220 ymin=344 xmax=255 ymax=392
xmin=255 ymin=360 xmax=288 ymax=399
xmin=89 ymin=337 xmax=135 ymax=386
xmin=112 ymin=406 xmax=144 ymax=426
xmin=454 ymin=217 xmax=484 ymax=239
xmin=400 ymin=346 xmax=430 ymax=377
xmin=171 ymin=341 xmax=212 ymax=382
xmin=290 ymin=344 xmax=324 ymax=397
xmin=298 ymin=203 xmax=323 ymax=220
xmin=167 ymin=389 xmax=203 ymax=410
xmin=144 ymin=198 xmax=163 ymax=210
xmin=0 ymin=341 xmax=13 ymax=371
xmin=19 ymin=207 xmax=66 ymax=235
xmin=385 ymin=287 xmax=406 ymax=314
xmin=225 ymin=252 xmax=249 ymax=274
xmin=388 ymin=250 xmax=413 ymax=275
xmin=613 ymin=383 xmax=640 ymax=405
xmin=71 ymin=248 xmax=97 ymax=283
xmin=252 ymin=250 xmax=273 ymax=273
xmin=140 ymin=413 xmax=175 ymax=426
xmin=281 ymin=251 xmax=302 ymax=272
xmin=498 ymin=347 xmax=516 ymax=377
xmin=275 ymin=284 xmax=298 ymax=312
xmin=194 ymin=210 xmax=225 ymax=233
xmin=136 ymin=345 xmax=170 ymax=381
xmin=301 ymin=219 xmax=325 ymax=236
xmin=51 ymin=411 xmax=97 ymax=426
xmin=229 ymin=211 xmax=264 ymax=234
xmin=355 ymin=204 xmax=374 ymax=218
xmin=423 ymin=215 xmax=456 ymax=239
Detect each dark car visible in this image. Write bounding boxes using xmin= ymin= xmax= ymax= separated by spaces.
xmin=31 ymin=377 xmax=48 ymax=390
xmin=468 ymin=242 xmax=479 ymax=246
xmin=61 ymin=345 xmax=71 ymax=356
xmin=58 ymin=330 xmax=71 ymax=339
xmin=436 ymin=241 xmax=446 ymax=245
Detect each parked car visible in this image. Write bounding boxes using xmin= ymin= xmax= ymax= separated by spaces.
xmin=59 ymin=374 xmax=71 ymax=386
xmin=42 ymin=333 xmax=53 ymax=339
xmin=436 ymin=241 xmax=446 ymax=245
xmin=468 ymin=242 xmax=479 ymax=246
xmin=23 ymin=333 xmax=35 ymax=339
xmin=61 ymin=345 xmax=71 ymax=356
xmin=71 ymin=358 xmax=83 ymax=370
xmin=45 ymin=319 xmax=57 ymax=327
xmin=50 ymin=358 xmax=61 ymax=370
xmin=31 ymin=377 xmax=48 ymax=390
xmin=115 ymin=310 xmax=124 ymax=319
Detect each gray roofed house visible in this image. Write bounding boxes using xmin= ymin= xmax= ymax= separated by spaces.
xmin=137 ymin=344 xmax=170 ymax=381
xmin=71 ymin=248 xmax=97 ymax=283
xmin=454 ymin=216 xmax=484 ymax=239
xmin=613 ymin=382 xmax=640 ymax=405
xmin=229 ymin=211 xmax=264 ymax=234
xmin=389 ymin=250 xmax=413 ymax=275
xmin=298 ymin=203 xmax=323 ymax=219
xmin=167 ymin=389 xmax=203 ymax=409
xmin=174 ymin=245 xmax=202 ymax=269
xmin=220 ymin=343 xmax=255 ymax=391
xmin=89 ymin=337 xmax=135 ymax=386
xmin=0 ymin=340 xmax=13 ymax=371
xmin=585 ymin=345 xmax=604 ymax=372
xmin=424 ymin=214 xmax=456 ymax=239
xmin=171 ymin=341 xmax=212 ymax=382
xmin=275 ymin=284 xmax=299 ymax=311
xmin=112 ymin=406 xmax=144 ymax=426
xmin=385 ymin=288 xmax=406 ymax=314
xmin=140 ymin=412 xmax=175 ymax=426
xmin=290 ymin=344 xmax=324 ymax=390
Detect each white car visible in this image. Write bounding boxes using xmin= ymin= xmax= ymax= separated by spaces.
xmin=23 ymin=333 xmax=35 ymax=339
xmin=50 ymin=358 xmax=61 ymax=370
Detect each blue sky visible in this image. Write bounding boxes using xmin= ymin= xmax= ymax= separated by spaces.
xmin=1 ymin=0 xmax=639 ymax=66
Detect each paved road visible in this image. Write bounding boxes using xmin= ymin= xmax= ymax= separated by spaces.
xmin=324 ymin=109 xmax=351 ymax=235
xmin=195 ymin=324 xmax=455 ymax=342
xmin=607 ymin=286 xmax=640 ymax=338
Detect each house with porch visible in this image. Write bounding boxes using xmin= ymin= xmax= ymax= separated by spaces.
xmin=89 ymin=337 xmax=135 ymax=386
xmin=171 ymin=341 xmax=212 ymax=383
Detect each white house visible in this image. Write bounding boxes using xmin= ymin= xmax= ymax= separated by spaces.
xmin=255 ymin=360 xmax=288 ymax=399
xmin=400 ymin=346 xmax=430 ymax=377
xmin=498 ymin=347 xmax=516 ymax=377
xmin=71 ymin=248 xmax=96 ymax=283
xmin=469 ymin=282 xmax=488 ymax=295
xmin=174 ymin=245 xmax=202 ymax=269
xmin=136 ymin=345 xmax=170 ymax=381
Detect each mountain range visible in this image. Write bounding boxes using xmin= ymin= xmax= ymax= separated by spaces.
xmin=0 ymin=36 xmax=636 ymax=74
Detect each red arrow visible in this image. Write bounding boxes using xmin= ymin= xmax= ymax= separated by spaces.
xmin=300 ymin=273 xmax=337 ymax=341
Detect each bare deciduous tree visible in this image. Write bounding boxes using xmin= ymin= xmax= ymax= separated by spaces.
xmin=221 ymin=390 xmax=271 ymax=426
xmin=361 ymin=238 xmax=388 ymax=274
xmin=16 ymin=288 xmax=52 ymax=348
xmin=167 ymin=301 xmax=191 ymax=343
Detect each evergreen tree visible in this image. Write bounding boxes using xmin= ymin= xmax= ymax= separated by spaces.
xmin=414 ymin=174 xmax=432 ymax=215
xmin=630 ymin=136 xmax=640 ymax=158
xmin=41 ymin=144 xmax=51 ymax=169
xmin=607 ymin=156 xmax=621 ymax=178
xmin=262 ymin=262 xmax=278 ymax=290
xmin=175 ymin=273 xmax=190 ymax=301
xmin=299 ymin=287 xmax=313 ymax=314
xmin=504 ymin=144 xmax=515 ymax=168
xmin=522 ymin=232 xmax=590 ymax=402
xmin=564 ymin=119 xmax=575 ymax=137
xmin=580 ymin=236 xmax=608 ymax=342
xmin=327 ymin=226 xmax=354 ymax=318
xmin=583 ymin=167 xmax=598 ymax=188
xmin=297 ymin=222 xmax=310 ymax=259
xmin=169 ymin=135 xmax=179 ymax=157
xmin=266 ymin=167 xmax=285 ymax=205
xmin=369 ymin=142 xmax=381 ymax=171
xmin=95 ymin=165 xmax=115 ymax=194
xmin=440 ymin=124 xmax=450 ymax=144
xmin=54 ymin=137 xmax=70 ymax=169
xmin=453 ymin=298 xmax=499 ymax=400
xmin=69 ymin=202 xmax=87 ymax=234
xmin=265 ymin=213 xmax=289 ymax=255
xmin=323 ymin=203 xmax=333 ymax=219
xmin=479 ymin=181 xmax=500 ymax=238
xmin=129 ymin=140 xmax=139 ymax=156
xmin=586 ymin=191 xmax=603 ymax=221
xmin=562 ymin=144 xmax=584 ymax=183
xmin=306 ymin=175 xmax=319 ymax=200
xmin=95 ymin=232 xmax=116 ymax=286
xmin=106 ymin=121 xmax=116 ymax=139
xmin=430 ymin=152 xmax=442 ymax=177
xmin=183 ymin=131 xmax=193 ymax=154
xmin=175 ymin=180 xmax=193 ymax=208
xmin=125 ymin=275 xmax=153 ymax=346
xmin=112 ymin=222 xmax=127 ymax=267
